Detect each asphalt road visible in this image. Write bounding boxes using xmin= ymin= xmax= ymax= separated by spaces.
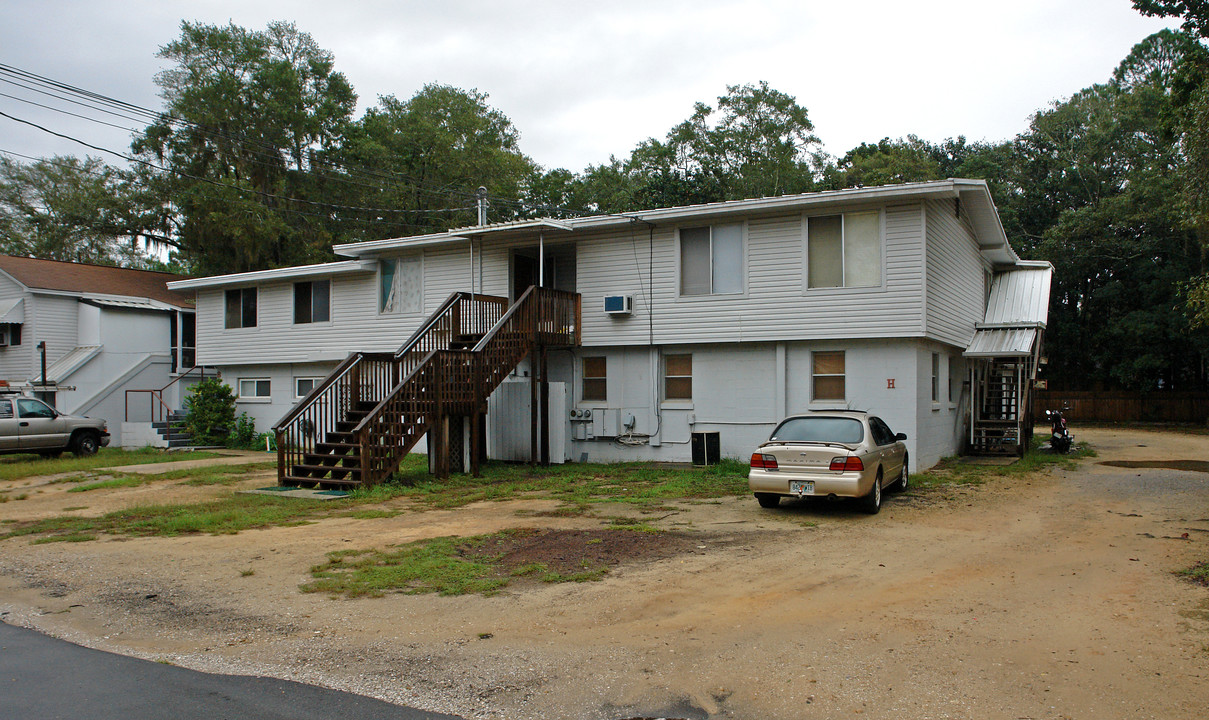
xmin=0 ymin=620 xmax=463 ymax=720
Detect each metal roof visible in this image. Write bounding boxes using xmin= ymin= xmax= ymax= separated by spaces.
xmin=33 ymin=345 xmax=102 ymax=384
xmin=167 ymin=260 xmax=375 ymax=291
xmin=981 ymin=262 xmax=1052 ymax=328
xmin=964 ymin=328 xmax=1038 ymax=358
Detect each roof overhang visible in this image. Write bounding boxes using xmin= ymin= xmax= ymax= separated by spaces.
xmin=333 ymin=219 xmax=577 ymax=258
xmin=166 ymin=260 xmax=375 ymax=291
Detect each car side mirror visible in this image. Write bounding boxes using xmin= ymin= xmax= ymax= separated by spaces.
xmin=895 ymin=432 xmax=907 ymax=441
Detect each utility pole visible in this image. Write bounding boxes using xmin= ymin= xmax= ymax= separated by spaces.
xmin=476 ymin=186 xmax=488 ymax=227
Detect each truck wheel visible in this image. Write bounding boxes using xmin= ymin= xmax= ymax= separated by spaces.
xmin=71 ymin=432 xmax=100 ymax=457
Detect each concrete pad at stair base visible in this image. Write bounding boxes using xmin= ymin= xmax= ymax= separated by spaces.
xmin=239 ymin=487 xmax=350 ymax=500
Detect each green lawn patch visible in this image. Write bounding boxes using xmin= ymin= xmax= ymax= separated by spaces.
xmin=1177 ymin=561 xmax=1209 ymax=586
xmin=911 ymin=440 xmax=1094 ymax=490
xmin=302 ymin=536 xmax=507 ymax=598
xmin=382 ymin=456 xmax=750 ymax=510
xmin=0 ymin=448 xmax=223 ymax=482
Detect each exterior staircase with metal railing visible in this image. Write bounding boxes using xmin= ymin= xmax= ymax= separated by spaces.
xmin=273 ymin=287 xmax=580 ymax=489
xmin=969 ymin=359 xmax=1032 ymax=456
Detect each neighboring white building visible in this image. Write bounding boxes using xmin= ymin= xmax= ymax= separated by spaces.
xmin=169 ymin=179 xmax=1051 ymax=474
xmin=0 ymin=256 xmax=200 ymax=445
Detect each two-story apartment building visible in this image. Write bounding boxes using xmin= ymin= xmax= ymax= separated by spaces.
xmin=0 ymin=256 xmax=200 ymax=445
xmin=168 ymin=179 xmax=1051 ymax=474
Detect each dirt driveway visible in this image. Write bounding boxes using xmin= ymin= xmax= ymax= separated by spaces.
xmin=2 ymin=428 xmax=1207 ymax=720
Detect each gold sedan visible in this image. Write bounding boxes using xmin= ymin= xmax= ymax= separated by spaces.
xmin=748 ymin=410 xmax=908 ymax=514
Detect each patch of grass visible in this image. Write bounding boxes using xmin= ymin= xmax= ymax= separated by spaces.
xmin=911 ymin=440 xmax=1094 ymax=490
xmin=240 ymin=568 xmax=255 ymax=577
xmin=509 ymin=562 xmax=547 ymax=577
xmin=0 ymin=448 xmax=224 ymax=481
xmin=541 ymin=567 xmax=608 ymax=583
xmin=343 ymin=509 xmax=401 ymax=520
xmin=1177 ymin=562 xmax=1209 ymax=586
xmin=302 ymin=536 xmax=507 ymax=598
xmin=2 ymin=495 xmax=324 ymax=542
xmin=31 ymin=533 xmax=96 ymax=544
xmin=385 ymin=456 xmax=750 ymax=511
xmin=67 ymin=477 xmax=147 ymax=493
xmin=61 ymin=506 xmax=88 ymax=511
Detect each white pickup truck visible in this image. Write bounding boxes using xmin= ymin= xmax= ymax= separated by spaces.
xmin=0 ymin=393 xmax=110 ymax=458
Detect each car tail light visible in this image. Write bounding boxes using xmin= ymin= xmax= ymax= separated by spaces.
xmin=829 ymin=456 xmax=864 ymax=472
xmin=750 ymin=452 xmax=778 ymax=470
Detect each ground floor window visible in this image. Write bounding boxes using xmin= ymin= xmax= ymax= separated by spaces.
xmin=581 ymin=357 xmax=607 ymax=401
xmin=294 ymin=377 xmax=323 ymax=399
xmin=238 ymin=378 xmax=271 ymax=400
xmin=812 ymin=351 xmax=845 ymax=401
xmin=664 ymin=354 xmax=692 ymax=400
xmin=932 ymin=352 xmax=940 ymax=403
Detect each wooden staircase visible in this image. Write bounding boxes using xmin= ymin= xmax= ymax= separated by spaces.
xmin=273 ymin=287 xmax=580 ymax=489
xmin=969 ymin=359 xmax=1031 ymax=456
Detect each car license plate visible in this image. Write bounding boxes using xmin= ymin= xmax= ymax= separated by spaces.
xmin=790 ymin=481 xmax=814 ymax=495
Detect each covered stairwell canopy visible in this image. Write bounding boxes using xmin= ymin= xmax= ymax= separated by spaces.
xmin=964 ymin=261 xmax=1053 ymax=358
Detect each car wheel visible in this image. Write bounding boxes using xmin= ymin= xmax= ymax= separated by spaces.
xmin=891 ymin=453 xmax=909 ymax=492
xmin=71 ymin=432 xmax=100 ymax=457
xmin=755 ymin=493 xmax=780 ymax=509
xmin=860 ymin=470 xmax=882 ymax=514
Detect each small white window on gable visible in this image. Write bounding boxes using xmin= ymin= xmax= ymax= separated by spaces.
xmin=680 ymin=223 xmax=744 ymax=296
xmin=380 ymin=256 xmax=423 ymax=314
xmin=806 ymin=211 xmax=881 ymax=289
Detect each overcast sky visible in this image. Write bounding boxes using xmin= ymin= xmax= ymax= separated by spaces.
xmin=0 ymin=0 xmax=1183 ymax=173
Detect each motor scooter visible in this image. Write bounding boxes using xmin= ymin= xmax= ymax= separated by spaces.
xmin=1045 ymin=406 xmax=1073 ymax=453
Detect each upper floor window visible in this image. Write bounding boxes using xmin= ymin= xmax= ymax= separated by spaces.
xmin=812 ymin=351 xmax=845 ymax=401
xmin=664 ymin=354 xmax=692 ymax=401
xmin=582 ymin=357 xmax=607 ymax=402
xmin=680 ymin=223 xmax=743 ymax=296
xmin=806 ymin=211 xmax=881 ymax=289
xmin=294 ymin=280 xmax=330 ymax=324
xmin=225 ymin=288 xmax=257 ymax=329
xmin=380 ymin=256 xmax=423 ymax=314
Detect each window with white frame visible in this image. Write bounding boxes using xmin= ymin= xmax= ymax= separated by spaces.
xmin=806 ymin=211 xmax=881 ymax=289
xmin=294 ymin=280 xmax=330 ymax=324
xmin=379 ymin=256 xmax=423 ymax=313
xmin=680 ymin=223 xmax=744 ymax=296
xmin=238 ymin=378 xmax=271 ymax=400
xmin=294 ymin=377 xmax=323 ymax=399
xmin=224 ymin=288 xmax=257 ymax=328
xmin=812 ymin=351 xmax=845 ymax=401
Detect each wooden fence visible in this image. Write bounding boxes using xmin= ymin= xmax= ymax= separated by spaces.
xmin=1033 ymin=391 xmax=1209 ymax=424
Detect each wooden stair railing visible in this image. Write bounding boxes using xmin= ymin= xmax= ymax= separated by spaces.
xmin=351 ymin=286 xmax=581 ymax=487
xmin=273 ymin=292 xmax=509 ymax=488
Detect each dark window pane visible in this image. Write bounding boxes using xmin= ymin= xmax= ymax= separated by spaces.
xmin=225 ymin=289 xmax=240 ymax=328
xmin=583 ymin=357 xmax=606 ymax=378
xmin=242 ymin=288 xmax=257 ymax=328
xmin=813 ymin=376 xmax=845 ymax=401
xmin=665 ymin=377 xmax=692 ymax=400
xmin=583 ymin=378 xmax=607 ymax=401
xmin=294 ymin=282 xmax=312 ymax=324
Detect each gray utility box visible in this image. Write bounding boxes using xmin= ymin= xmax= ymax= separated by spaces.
xmin=691 ymin=431 xmax=720 ymax=466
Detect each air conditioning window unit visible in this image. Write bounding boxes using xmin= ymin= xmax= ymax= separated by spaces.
xmin=603 ymin=295 xmax=632 ymax=315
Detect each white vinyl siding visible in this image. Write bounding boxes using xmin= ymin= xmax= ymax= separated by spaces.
xmin=577 ymin=204 xmax=925 ymax=347
xmin=924 ymin=199 xmax=987 ymax=347
xmin=31 ymin=294 xmax=79 ymax=369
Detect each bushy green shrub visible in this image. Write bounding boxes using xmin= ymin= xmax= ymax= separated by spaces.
xmin=183 ymin=378 xmax=236 ymax=446
xmin=228 ymin=412 xmax=258 ymax=449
